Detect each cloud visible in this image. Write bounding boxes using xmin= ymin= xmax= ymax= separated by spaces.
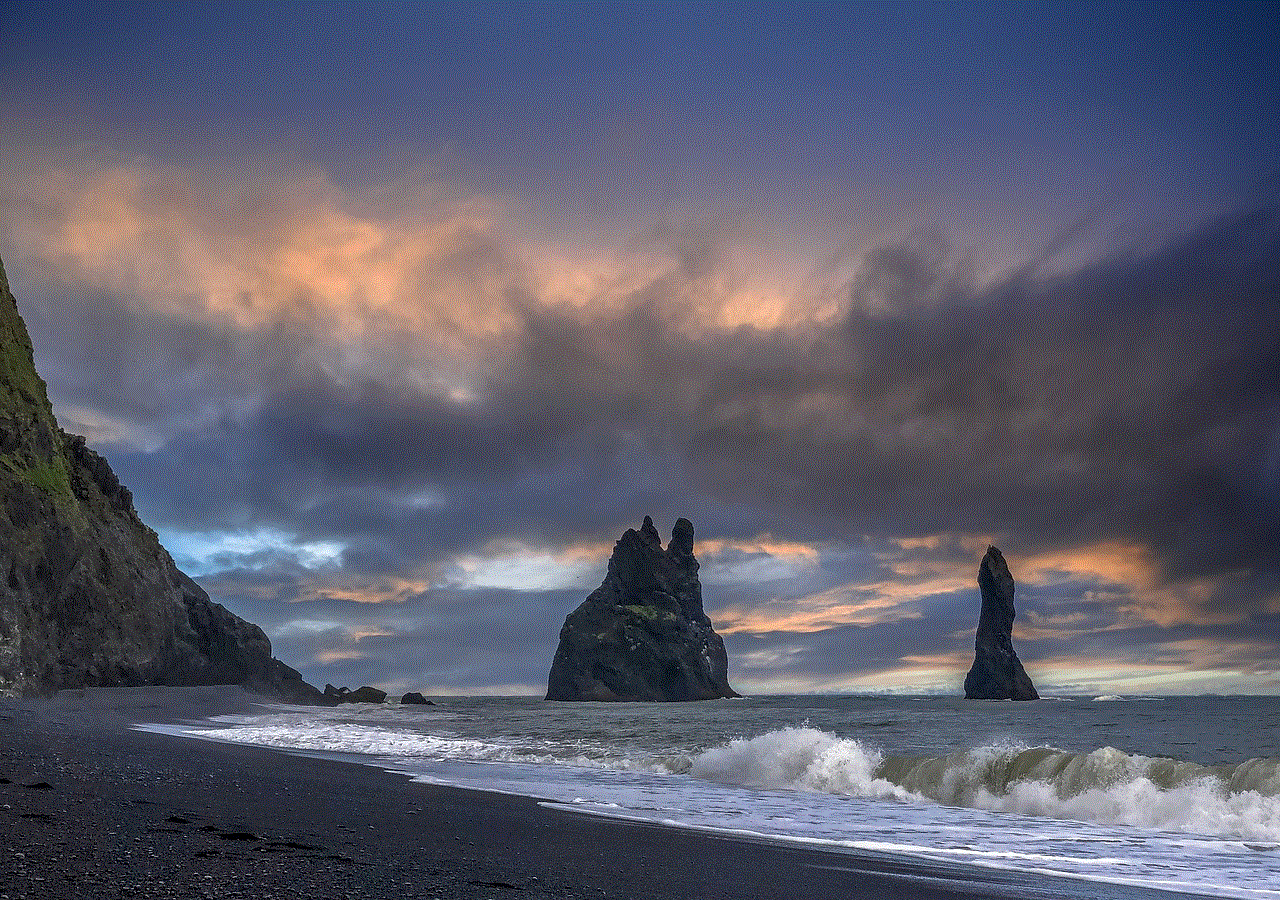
xmin=9 ymin=164 xmax=507 ymax=338
xmin=3 ymin=157 xmax=1278 ymax=692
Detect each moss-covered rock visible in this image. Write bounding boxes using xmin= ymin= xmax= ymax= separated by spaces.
xmin=546 ymin=516 xmax=738 ymax=702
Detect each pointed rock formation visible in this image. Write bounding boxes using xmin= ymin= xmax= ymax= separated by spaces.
xmin=0 ymin=255 xmax=322 ymax=702
xmin=963 ymin=546 xmax=1039 ymax=700
xmin=546 ymin=516 xmax=738 ymax=701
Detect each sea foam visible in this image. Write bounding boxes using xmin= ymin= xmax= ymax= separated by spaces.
xmin=690 ymin=726 xmax=1280 ymax=841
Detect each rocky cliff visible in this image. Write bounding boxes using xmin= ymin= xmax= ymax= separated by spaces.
xmin=963 ymin=546 xmax=1039 ymax=700
xmin=546 ymin=516 xmax=738 ymax=701
xmin=0 ymin=255 xmax=321 ymax=701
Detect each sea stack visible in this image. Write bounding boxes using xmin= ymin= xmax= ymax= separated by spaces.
xmin=546 ymin=516 xmax=738 ymax=701
xmin=0 ymin=255 xmax=321 ymax=702
xmin=963 ymin=546 xmax=1039 ymax=700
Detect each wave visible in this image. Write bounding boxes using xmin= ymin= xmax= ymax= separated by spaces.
xmin=689 ymin=727 xmax=1280 ymax=841
xmin=179 ymin=717 xmax=1280 ymax=842
xmin=179 ymin=720 xmax=687 ymax=774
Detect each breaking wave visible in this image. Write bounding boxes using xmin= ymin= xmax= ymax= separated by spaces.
xmin=690 ymin=727 xmax=1280 ymax=841
xmin=176 ymin=717 xmax=1280 ymax=843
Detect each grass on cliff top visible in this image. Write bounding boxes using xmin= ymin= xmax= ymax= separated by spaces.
xmin=0 ymin=261 xmax=76 ymax=504
xmin=0 ymin=263 xmax=56 ymax=418
xmin=0 ymin=315 xmax=49 ymax=414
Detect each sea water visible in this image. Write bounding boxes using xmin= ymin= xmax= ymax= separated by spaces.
xmin=142 ymin=695 xmax=1280 ymax=898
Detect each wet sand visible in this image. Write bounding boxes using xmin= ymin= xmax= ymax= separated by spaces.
xmin=1 ymin=686 xmax=1208 ymax=900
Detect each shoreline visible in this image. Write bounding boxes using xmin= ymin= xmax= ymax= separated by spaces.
xmin=2 ymin=686 xmax=1214 ymax=900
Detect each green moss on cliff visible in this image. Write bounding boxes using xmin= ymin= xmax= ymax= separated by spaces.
xmin=0 ymin=338 xmax=45 ymax=410
xmin=1 ymin=453 xmax=73 ymax=499
xmin=0 ymin=261 xmax=52 ymax=415
xmin=0 ymin=254 xmax=66 ymax=481
xmin=621 ymin=603 xmax=677 ymax=623
xmin=0 ymin=263 xmax=83 ymax=517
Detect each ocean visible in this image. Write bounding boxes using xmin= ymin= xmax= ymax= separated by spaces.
xmin=142 ymin=694 xmax=1280 ymax=898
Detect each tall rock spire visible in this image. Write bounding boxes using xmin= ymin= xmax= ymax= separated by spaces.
xmin=963 ymin=546 xmax=1039 ymax=700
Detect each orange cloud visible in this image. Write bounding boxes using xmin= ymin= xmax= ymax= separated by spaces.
xmin=1015 ymin=541 xmax=1276 ymax=628
xmin=698 ymin=536 xmax=821 ymax=561
xmin=710 ymin=528 xmax=1280 ymax=649
xmin=306 ymin=575 xmax=431 ymax=605
xmin=211 ymin=572 xmax=430 ymax=606
xmin=716 ymin=582 xmax=926 ymax=634
xmin=4 ymin=162 xmax=527 ymax=415
xmin=313 ymin=648 xmax=370 ymax=663
xmin=5 ymin=158 xmax=844 ymax=363
xmin=888 ymin=533 xmax=1278 ymax=632
xmin=714 ymin=537 xmax=991 ymax=635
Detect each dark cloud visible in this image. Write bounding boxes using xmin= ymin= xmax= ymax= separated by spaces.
xmin=686 ymin=208 xmax=1280 ymax=569
xmin=7 ymin=199 xmax=1279 ymax=692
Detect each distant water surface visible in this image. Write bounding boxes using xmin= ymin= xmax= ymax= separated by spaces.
xmin=144 ymin=694 xmax=1280 ymax=899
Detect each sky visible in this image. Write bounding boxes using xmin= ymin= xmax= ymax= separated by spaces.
xmin=2 ymin=1 xmax=1278 ymax=696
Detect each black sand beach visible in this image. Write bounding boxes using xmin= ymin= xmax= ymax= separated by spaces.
xmin=1 ymin=688 xmax=1208 ymax=900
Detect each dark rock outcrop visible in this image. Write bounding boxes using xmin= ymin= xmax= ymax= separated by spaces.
xmin=546 ymin=516 xmax=738 ymax=702
xmin=0 ymin=255 xmax=322 ymax=702
xmin=963 ymin=546 xmax=1039 ymax=700
xmin=400 ymin=691 xmax=433 ymax=705
xmin=342 ymin=686 xmax=387 ymax=704
xmin=322 ymin=684 xmax=388 ymax=704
